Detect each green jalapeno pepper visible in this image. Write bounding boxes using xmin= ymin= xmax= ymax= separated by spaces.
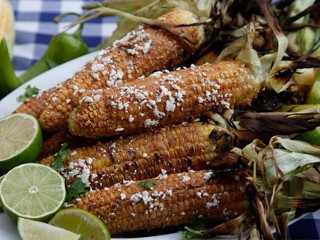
xmin=19 ymin=12 xmax=89 ymax=83
xmin=0 ymin=39 xmax=21 ymax=98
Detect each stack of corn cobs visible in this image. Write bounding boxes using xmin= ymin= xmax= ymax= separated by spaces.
xmin=14 ymin=0 xmax=320 ymax=239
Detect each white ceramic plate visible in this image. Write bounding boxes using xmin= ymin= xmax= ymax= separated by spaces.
xmin=0 ymin=52 xmax=204 ymax=240
xmin=0 ymin=51 xmax=309 ymax=239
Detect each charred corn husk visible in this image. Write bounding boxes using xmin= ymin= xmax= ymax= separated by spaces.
xmin=0 ymin=0 xmax=15 ymax=56
xmin=16 ymin=8 xmax=207 ymax=132
xmin=41 ymin=122 xmax=237 ymax=190
xmin=69 ymin=169 xmax=251 ymax=235
xmin=69 ymin=60 xmax=261 ymax=138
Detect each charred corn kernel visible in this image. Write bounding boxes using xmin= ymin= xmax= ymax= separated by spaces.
xmin=13 ymin=90 xmax=52 ymax=119
xmin=38 ymin=130 xmax=96 ymax=159
xmin=69 ymin=169 xmax=250 ymax=235
xmin=40 ymin=122 xmax=236 ymax=190
xmin=69 ymin=61 xmax=261 ymax=138
xmin=0 ymin=0 xmax=15 ymax=56
xmin=22 ymin=8 xmax=206 ymax=132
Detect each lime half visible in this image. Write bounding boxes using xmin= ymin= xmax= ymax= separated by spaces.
xmin=0 ymin=163 xmax=66 ymax=221
xmin=18 ymin=217 xmax=82 ymax=240
xmin=0 ymin=113 xmax=43 ymax=172
xmin=49 ymin=208 xmax=110 ymax=240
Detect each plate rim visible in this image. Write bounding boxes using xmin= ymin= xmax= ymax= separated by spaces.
xmin=0 ymin=51 xmax=314 ymax=240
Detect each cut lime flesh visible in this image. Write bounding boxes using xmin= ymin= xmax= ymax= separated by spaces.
xmin=0 ymin=113 xmax=43 ymax=172
xmin=18 ymin=217 xmax=82 ymax=240
xmin=49 ymin=208 xmax=110 ymax=240
xmin=0 ymin=163 xmax=66 ymax=221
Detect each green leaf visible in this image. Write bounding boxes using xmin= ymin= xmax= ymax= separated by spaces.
xmin=50 ymin=143 xmax=70 ymax=171
xmin=138 ymin=180 xmax=156 ymax=189
xmin=16 ymin=85 xmax=39 ymax=103
xmin=181 ymin=226 xmax=206 ymax=239
xmin=180 ymin=217 xmax=206 ymax=239
xmin=75 ymin=104 xmax=82 ymax=113
xmin=66 ymin=178 xmax=87 ymax=202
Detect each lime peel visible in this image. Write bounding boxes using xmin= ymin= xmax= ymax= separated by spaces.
xmin=49 ymin=208 xmax=110 ymax=240
xmin=0 ymin=113 xmax=43 ymax=172
xmin=18 ymin=217 xmax=83 ymax=240
xmin=296 ymin=126 xmax=320 ymax=145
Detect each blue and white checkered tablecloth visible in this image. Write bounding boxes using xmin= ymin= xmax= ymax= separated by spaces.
xmin=6 ymin=0 xmax=320 ymax=239
xmin=9 ymin=0 xmax=117 ymax=76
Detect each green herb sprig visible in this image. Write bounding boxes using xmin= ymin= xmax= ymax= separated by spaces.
xmin=16 ymin=85 xmax=39 ymax=102
xmin=50 ymin=143 xmax=70 ymax=171
xmin=138 ymin=180 xmax=156 ymax=189
xmin=66 ymin=178 xmax=87 ymax=202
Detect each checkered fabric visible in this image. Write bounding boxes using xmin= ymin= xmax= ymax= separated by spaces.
xmin=9 ymin=0 xmax=117 ymax=76
xmin=7 ymin=1 xmax=320 ymax=239
xmin=287 ymin=210 xmax=320 ymax=240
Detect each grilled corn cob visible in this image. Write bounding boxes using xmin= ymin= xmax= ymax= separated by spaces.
xmin=69 ymin=60 xmax=261 ymax=138
xmin=16 ymin=7 xmax=206 ymax=132
xmin=0 ymin=0 xmax=15 ymax=56
xmin=39 ymin=130 xmax=96 ymax=159
xmin=14 ymin=90 xmax=51 ymax=119
xmin=69 ymin=169 xmax=251 ymax=235
xmin=40 ymin=122 xmax=237 ymax=190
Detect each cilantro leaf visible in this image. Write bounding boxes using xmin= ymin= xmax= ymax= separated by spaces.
xmin=138 ymin=180 xmax=156 ymax=189
xmin=180 ymin=217 xmax=207 ymax=239
xmin=75 ymin=104 xmax=82 ymax=113
xmin=66 ymin=178 xmax=87 ymax=202
xmin=16 ymin=85 xmax=39 ymax=103
xmin=50 ymin=143 xmax=70 ymax=171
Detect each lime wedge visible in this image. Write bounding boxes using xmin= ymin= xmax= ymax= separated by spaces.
xmin=0 ymin=113 xmax=43 ymax=172
xmin=18 ymin=217 xmax=82 ymax=240
xmin=49 ymin=208 xmax=110 ymax=240
xmin=0 ymin=163 xmax=66 ymax=221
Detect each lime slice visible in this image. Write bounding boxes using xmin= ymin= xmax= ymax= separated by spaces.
xmin=295 ymin=127 xmax=320 ymax=145
xmin=49 ymin=208 xmax=110 ymax=240
xmin=0 ymin=113 xmax=43 ymax=172
xmin=18 ymin=217 xmax=82 ymax=240
xmin=0 ymin=163 xmax=66 ymax=221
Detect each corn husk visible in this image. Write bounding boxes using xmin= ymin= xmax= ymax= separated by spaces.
xmin=74 ymin=0 xmax=215 ymax=49
xmin=241 ymin=135 xmax=320 ymax=239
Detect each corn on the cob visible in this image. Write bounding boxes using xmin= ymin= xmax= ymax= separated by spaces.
xmin=0 ymin=0 xmax=15 ymax=56
xmin=40 ymin=122 xmax=237 ymax=190
xmin=13 ymin=90 xmax=51 ymax=119
xmin=15 ymin=8 xmax=206 ymax=132
xmin=68 ymin=60 xmax=261 ymax=138
xmin=69 ymin=169 xmax=251 ymax=235
xmin=39 ymin=130 xmax=96 ymax=159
